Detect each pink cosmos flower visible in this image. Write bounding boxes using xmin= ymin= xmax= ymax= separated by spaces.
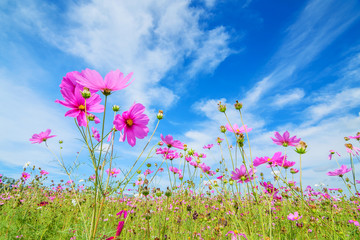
xmin=165 ymin=152 xmax=180 ymax=160
xmin=190 ymin=161 xmax=198 ymax=168
xmin=253 ymin=152 xmax=284 ymax=167
xmin=156 ymin=147 xmax=176 ymax=155
xmin=160 ymin=134 xmax=184 ymax=149
xmin=40 ymin=170 xmax=49 ymax=175
xmin=113 ymin=103 xmax=149 ymax=147
xmin=260 ymin=181 xmax=278 ymax=195
xmin=185 ymin=156 xmax=192 ymax=162
xmin=231 ymin=165 xmax=256 ymax=183
xmin=349 ymin=219 xmax=360 ymax=226
xmin=199 ymin=163 xmax=211 ymax=173
xmin=225 ymin=231 xmax=248 ymax=240
xmin=92 ymin=127 xmax=101 ymax=142
xmin=345 ymin=144 xmax=360 ymax=155
xmin=290 ymin=168 xmax=299 ymax=174
xmin=0 ymin=179 xmax=2 ymax=184
xmin=271 ymin=131 xmax=301 ymax=147
xmin=107 ymin=210 xmax=128 ymax=240
xmin=203 ymin=144 xmax=214 ymax=150
xmin=169 ymin=166 xmax=182 ymax=175
xmin=106 ymin=168 xmax=121 ymax=177
xmin=21 ymin=172 xmax=30 ymax=180
xmin=225 ymin=124 xmax=252 ymax=134
xmin=328 ymin=150 xmax=340 ymax=160
xmin=55 ymin=84 xmax=104 ymax=126
xmin=144 ymin=169 xmax=153 ymax=176
xmin=135 ymin=180 xmax=144 ymax=186
xmin=216 ymin=137 xmax=224 ymax=145
xmin=77 ymin=69 xmax=133 ymax=95
xmin=349 ymin=135 xmax=360 ymax=139
xmin=287 ymin=212 xmax=302 ymax=221
xmin=29 ymin=129 xmax=56 ymax=144
xmin=327 ymin=165 xmax=352 ymax=177
xmin=275 ymin=158 xmax=296 ymax=169
xmin=66 ymin=180 xmax=74 ymax=185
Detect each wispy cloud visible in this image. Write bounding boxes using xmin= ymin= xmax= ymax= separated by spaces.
xmin=273 ymin=88 xmax=305 ymax=108
xmin=244 ymin=0 xmax=360 ymax=107
xmin=2 ymin=0 xmax=233 ymax=110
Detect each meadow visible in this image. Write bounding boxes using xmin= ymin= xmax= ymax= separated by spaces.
xmin=1 ymin=69 xmax=360 ymax=240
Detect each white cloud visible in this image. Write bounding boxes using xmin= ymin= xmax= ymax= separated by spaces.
xmin=4 ymin=0 xmax=233 ymax=110
xmin=273 ymin=88 xmax=305 ymax=108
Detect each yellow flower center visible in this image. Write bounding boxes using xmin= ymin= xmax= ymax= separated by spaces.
xmin=126 ymin=119 xmax=134 ymax=127
xmin=78 ymin=105 xmax=85 ymax=110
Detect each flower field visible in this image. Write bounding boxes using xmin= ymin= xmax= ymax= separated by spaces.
xmin=1 ymin=69 xmax=360 ymax=240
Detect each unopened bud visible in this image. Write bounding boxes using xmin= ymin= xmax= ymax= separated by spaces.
xmin=157 ymin=110 xmax=164 ymax=120
xmin=234 ymin=100 xmax=242 ymax=110
xmin=220 ymin=126 xmax=226 ymax=133
xmin=344 ymin=137 xmax=350 ymax=141
xmin=59 ymin=140 xmax=63 ymax=144
xmin=217 ymin=101 xmax=226 ymax=113
xmin=112 ymin=105 xmax=120 ymax=112
xmin=81 ymin=88 xmax=91 ymax=99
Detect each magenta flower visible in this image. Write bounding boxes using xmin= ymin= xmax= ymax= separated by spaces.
xmin=290 ymin=168 xmax=299 ymax=174
xmin=327 ymin=165 xmax=352 ymax=177
xmin=106 ymin=168 xmax=121 ymax=177
xmin=77 ymin=69 xmax=133 ymax=95
xmin=29 ymin=129 xmax=56 ymax=144
xmin=106 ymin=210 xmax=128 ymax=240
xmin=113 ymin=103 xmax=149 ymax=147
xmin=328 ymin=150 xmax=340 ymax=160
xmin=225 ymin=231 xmax=248 ymax=240
xmin=349 ymin=134 xmax=360 ymax=139
xmin=185 ymin=156 xmax=192 ymax=162
xmin=91 ymin=127 xmax=101 ymax=142
xmin=21 ymin=172 xmax=30 ymax=180
xmin=345 ymin=143 xmax=360 ymax=155
xmin=144 ymin=169 xmax=153 ymax=176
xmin=55 ymin=83 xmax=104 ymax=126
xmin=253 ymin=152 xmax=284 ymax=167
xmin=203 ymin=144 xmax=214 ymax=150
xmin=275 ymin=158 xmax=296 ymax=169
xmin=169 ymin=166 xmax=182 ymax=175
xmin=225 ymin=124 xmax=252 ymax=134
xmin=271 ymin=131 xmax=301 ymax=147
xmin=231 ymin=165 xmax=256 ymax=183
xmin=40 ymin=170 xmax=49 ymax=175
xmin=287 ymin=212 xmax=302 ymax=221
xmin=199 ymin=163 xmax=211 ymax=173
xmin=160 ymin=134 xmax=184 ymax=149
xmin=349 ymin=219 xmax=360 ymax=226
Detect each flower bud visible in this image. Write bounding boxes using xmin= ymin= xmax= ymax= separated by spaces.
xmin=217 ymin=101 xmax=226 ymax=112
xmin=295 ymin=141 xmax=307 ymax=154
xmin=229 ymin=180 xmax=234 ymax=185
xmin=234 ymin=100 xmax=242 ymax=110
xmin=146 ymin=163 xmax=151 ymax=168
xmin=165 ymin=188 xmax=172 ymax=197
xmin=88 ymin=114 xmax=95 ymax=121
xmin=344 ymin=137 xmax=350 ymax=141
xmin=112 ymin=105 xmax=120 ymax=112
xmin=59 ymin=140 xmax=63 ymax=144
xmin=81 ymin=88 xmax=91 ymax=99
xmin=157 ymin=110 xmax=164 ymax=120
xmin=188 ymin=149 xmax=194 ymax=156
xmin=220 ymin=126 xmax=226 ymax=133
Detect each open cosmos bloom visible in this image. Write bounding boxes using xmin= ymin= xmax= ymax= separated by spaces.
xmin=40 ymin=170 xmax=49 ymax=175
xmin=203 ymin=144 xmax=214 ymax=150
xmin=77 ymin=69 xmax=133 ymax=95
xmin=271 ymin=131 xmax=301 ymax=147
xmin=225 ymin=230 xmax=248 ymax=240
xmin=21 ymin=172 xmax=30 ymax=180
xmin=29 ymin=129 xmax=56 ymax=144
xmin=231 ymin=165 xmax=256 ymax=183
xmin=113 ymin=103 xmax=149 ymax=147
xmin=55 ymin=77 xmax=104 ymax=126
xmin=253 ymin=152 xmax=285 ymax=167
xmin=225 ymin=124 xmax=252 ymax=134
xmin=287 ymin=212 xmax=302 ymax=221
xmin=106 ymin=168 xmax=121 ymax=177
xmin=327 ymin=165 xmax=352 ymax=177
xmin=160 ymin=134 xmax=184 ymax=149
xmin=345 ymin=143 xmax=360 ymax=155
xmin=91 ymin=127 xmax=101 ymax=142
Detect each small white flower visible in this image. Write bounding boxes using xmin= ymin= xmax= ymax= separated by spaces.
xmin=23 ymin=161 xmax=31 ymax=168
xmin=72 ymin=199 xmax=77 ymax=206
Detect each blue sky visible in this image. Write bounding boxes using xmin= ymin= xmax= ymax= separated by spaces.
xmin=1 ymin=0 xmax=360 ymax=189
